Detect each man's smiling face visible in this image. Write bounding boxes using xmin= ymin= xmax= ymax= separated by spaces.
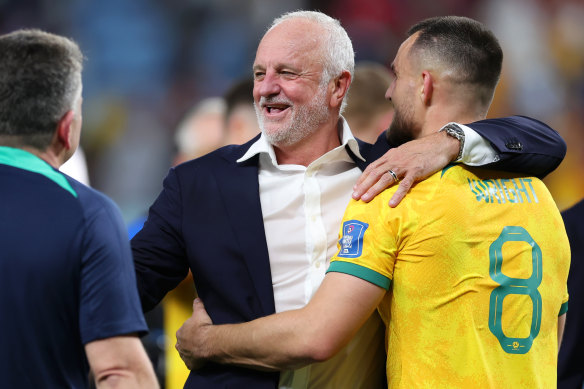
xmin=252 ymin=18 xmax=332 ymax=148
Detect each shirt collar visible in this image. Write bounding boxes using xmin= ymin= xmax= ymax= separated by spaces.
xmin=237 ymin=117 xmax=365 ymax=166
xmin=0 ymin=146 xmax=77 ymax=198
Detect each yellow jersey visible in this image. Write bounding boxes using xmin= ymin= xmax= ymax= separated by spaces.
xmin=329 ymin=165 xmax=570 ymax=388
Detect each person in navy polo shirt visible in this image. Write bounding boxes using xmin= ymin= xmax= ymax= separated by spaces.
xmin=0 ymin=29 xmax=158 ymax=389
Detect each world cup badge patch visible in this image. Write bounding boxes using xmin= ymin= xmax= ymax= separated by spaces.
xmin=338 ymin=220 xmax=369 ymax=258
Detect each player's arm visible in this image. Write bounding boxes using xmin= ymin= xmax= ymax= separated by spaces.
xmin=175 ymin=272 xmax=385 ymax=371
xmin=353 ymin=115 xmax=565 ymax=206
xmin=85 ymin=334 xmax=159 ymax=389
xmin=558 ymin=313 xmax=567 ymax=350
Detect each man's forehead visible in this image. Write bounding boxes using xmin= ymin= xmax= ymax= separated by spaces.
xmin=393 ymin=33 xmax=418 ymax=70
xmin=260 ymin=19 xmax=322 ymax=49
xmin=254 ymin=23 xmax=322 ymax=68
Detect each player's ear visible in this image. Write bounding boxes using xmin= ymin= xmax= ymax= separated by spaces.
xmin=420 ymin=70 xmax=433 ymax=106
xmin=56 ymin=110 xmax=75 ymax=150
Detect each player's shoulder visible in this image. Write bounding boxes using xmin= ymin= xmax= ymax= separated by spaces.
xmin=65 ymin=177 xmax=126 ymax=226
xmin=446 ymin=165 xmax=558 ymax=208
xmin=67 ymin=177 xmax=113 ymax=206
xmin=440 ymin=164 xmax=545 ymax=187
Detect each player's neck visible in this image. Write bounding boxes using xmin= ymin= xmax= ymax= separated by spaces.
xmin=422 ymin=104 xmax=486 ymax=136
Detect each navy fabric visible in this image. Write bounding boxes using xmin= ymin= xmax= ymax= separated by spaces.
xmin=0 ymin=150 xmax=147 ymax=389
xmin=132 ymin=115 xmax=566 ymax=389
xmin=558 ymin=199 xmax=584 ymax=389
xmin=462 ymin=115 xmax=566 ymax=178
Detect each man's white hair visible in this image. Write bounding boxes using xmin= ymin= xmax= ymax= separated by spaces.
xmin=268 ymin=10 xmax=355 ymax=113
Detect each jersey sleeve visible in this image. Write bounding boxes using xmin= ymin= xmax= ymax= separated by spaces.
xmin=78 ymin=194 xmax=148 ymax=344
xmin=328 ymin=195 xmax=399 ymax=290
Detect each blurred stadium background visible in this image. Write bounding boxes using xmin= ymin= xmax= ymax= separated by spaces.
xmin=1 ymin=0 xmax=581 ymax=221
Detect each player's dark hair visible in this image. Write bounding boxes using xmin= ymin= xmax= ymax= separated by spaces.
xmin=407 ymin=16 xmax=502 ymax=105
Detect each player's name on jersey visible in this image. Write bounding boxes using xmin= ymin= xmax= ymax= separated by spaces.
xmin=467 ymin=177 xmax=539 ymax=204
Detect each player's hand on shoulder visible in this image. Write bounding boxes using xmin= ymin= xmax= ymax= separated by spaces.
xmin=353 ymin=132 xmax=456 ymax=207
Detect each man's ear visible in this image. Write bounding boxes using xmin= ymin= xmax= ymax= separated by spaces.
xmin=420 ymin=70 xmax=433 ymax=106
xmin=56 ymin=110 xmax=75 ymax=150
xmin=329 ymin=70 xmax=352 ymax=109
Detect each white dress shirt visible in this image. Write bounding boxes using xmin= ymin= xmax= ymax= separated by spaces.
xmin=237 ymin=119 xmax=496 ymax=388
xmin=458 ymin=123 xmax=499 ymax=165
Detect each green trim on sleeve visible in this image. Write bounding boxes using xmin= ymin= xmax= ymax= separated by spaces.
xmin=0 ymin=146 xmax=77 ymax=198
xmin=559 ymin=301 xmax=568 ymax=316
xmin=440 ymin=163 xmax=457 ymax=178
xmin=327 ymin=261 xmax=391 ymax=290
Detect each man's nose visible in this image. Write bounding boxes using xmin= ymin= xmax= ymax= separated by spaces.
xmin=256 ymin=72 xmax=281 ymax=97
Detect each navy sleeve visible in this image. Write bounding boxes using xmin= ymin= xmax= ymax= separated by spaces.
xmin=79 ymin=193 xmax=148 ymax=344
xmin=131 ymin=167 xmax=190 ymax=312
xmin=465 ymin=115 xmax=566 ymax=178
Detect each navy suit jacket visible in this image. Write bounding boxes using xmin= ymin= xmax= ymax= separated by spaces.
xmin=558 ymin=199 xmax=584 ymax=389
xmin=132 ymin=115 xmax=566 ymax=389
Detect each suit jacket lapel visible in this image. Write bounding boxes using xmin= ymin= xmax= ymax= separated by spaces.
xmin=215 ymin=140 xmax=276 ymax=316
xmin=346 ymin=139 xmax=371 ymax=171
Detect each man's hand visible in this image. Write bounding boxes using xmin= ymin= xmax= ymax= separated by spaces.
xmin=175 ymin=298 xmax=213 ymax=370
xmin=352 ymin=131 xmax=459 ymax=206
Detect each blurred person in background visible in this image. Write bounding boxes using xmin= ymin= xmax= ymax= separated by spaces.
xmin=136 ymin=10 xmax=567 ymax=389
xmin=0 ymin=29 xmax=158 ymax=389
xmin=176 ymin=16 xmax=569 ymax=388
xmin=558 ymin=198 xmax=584 ymax=389
xmin=173 ymin=97 xmax=226 ymax=165
xmin=223 ymin=77 xmax=260 ymax=145
xmin=343 ymin=61 xmax=394 ymax=143
xmin=127 ymin=97 xmax=227 ymax=237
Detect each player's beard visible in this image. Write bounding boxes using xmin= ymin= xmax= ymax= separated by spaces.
xmin=255 ymin=83 xmax=331 ymax=148
xmin=386 ymin=100 xmax=419 ymax=147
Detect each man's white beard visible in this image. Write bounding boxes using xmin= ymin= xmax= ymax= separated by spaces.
xmin=255 ymin=84 xmax=331 ymax=148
